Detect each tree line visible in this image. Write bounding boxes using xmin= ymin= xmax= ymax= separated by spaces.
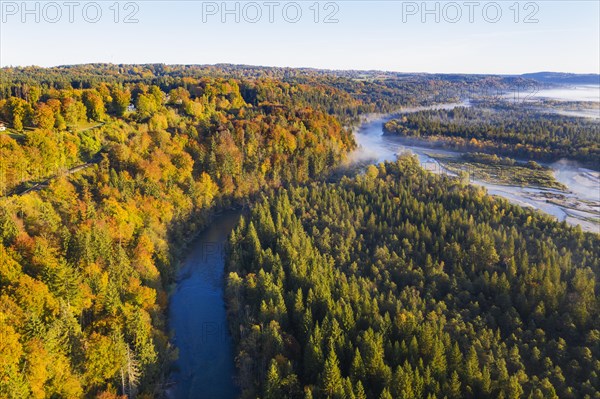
xmin=383 ymin=107 xmax=600 ymax=168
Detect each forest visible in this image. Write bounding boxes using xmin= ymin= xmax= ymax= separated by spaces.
xmin=383 ymin=106 xmax=600 ymax=168
xmin=226 ymin=157 xmax=600 ymax=399
xmin=0 ymin=64 xmax=598 ymax=398
xmin=0 ymin=64 xmax=534 ymax=120
xmin=0 ymin=70 xmax=357 ymax=398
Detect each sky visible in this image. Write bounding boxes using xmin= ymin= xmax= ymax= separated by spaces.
xmin=0 ymin=0 xmax=598 ymax=74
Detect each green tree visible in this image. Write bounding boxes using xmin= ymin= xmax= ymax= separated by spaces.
xmin=322 ymin=343 xmax=344 ymax=398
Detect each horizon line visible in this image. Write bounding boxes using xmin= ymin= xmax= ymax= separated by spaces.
xmin=1 ymin=62 xmax=599 ymax=77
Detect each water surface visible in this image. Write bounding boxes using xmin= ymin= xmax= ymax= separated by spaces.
xmin=167 ymin=212 xmax=241 ymax=399
xmin=353 ymin=112 xmax=599 ymax=233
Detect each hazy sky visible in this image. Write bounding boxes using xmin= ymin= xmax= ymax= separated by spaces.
xmin=0 ymin=0 xmax=598 ymax=74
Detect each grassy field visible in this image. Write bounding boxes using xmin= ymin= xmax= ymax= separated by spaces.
xmin=76 ymin=121 xmax=104 ymax=132
xmin=1 ymin=120 xmax=104 ymax=137
xmin=0 ymin=128 xmax=26 ymax=140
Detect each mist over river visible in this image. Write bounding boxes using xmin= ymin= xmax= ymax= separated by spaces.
xmin=167 ymin=92 xmax=599 ymax=399
xmin=505 ymin=85 xmax=600 ymax=119
xmin=352 ymin=107 xmax=600 ymax=233
xmin=527 ymin=85 xmax=600 ymax=103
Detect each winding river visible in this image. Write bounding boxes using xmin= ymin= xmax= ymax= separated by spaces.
xmin=167 ymin=212 xmax=241 ymax=399
xmin=352 ymin=105 xmax=600 ymax=234
xmin=168 ymin=100 xmax=599 ymax=399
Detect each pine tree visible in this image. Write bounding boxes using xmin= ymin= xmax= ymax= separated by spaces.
xmin=350 ymin=348 xmax=366 ymax=382
xmin=245 ymin=221 xmax=262 ymax=262
xmin=355 ymin=381 xmax=367 ymax=399
xmin=343 ymin=377 xmax=356 ymax=399
xmin=481 ymin=365 xmax=492 ymax=395
xmin=379 ymin=387 xmax=393 ymax=399
xmin=322 ymin=343 xmax=344 ymax=399
xmin=507 ymin=375 xmax=523 ymax=399
xmin=265 ymin=360 xmax=281 ymax=399
xmin=304 ymin=330 xmax=323 ymax=382
xmin=448 ymin=370 xmax=461 ymax=399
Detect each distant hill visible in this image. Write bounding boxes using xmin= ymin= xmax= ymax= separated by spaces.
xmin=521 ymin=72 xmax=600 ymax=85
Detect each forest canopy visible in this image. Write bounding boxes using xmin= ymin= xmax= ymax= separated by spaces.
xmin=0 ymin=70 xmax=357 ymax=397
xmin=0 ymin=64 xmax=597 ymax=398
xmin=226 ymin=157 xmax=600 ymax=399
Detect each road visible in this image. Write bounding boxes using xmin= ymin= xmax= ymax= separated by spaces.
xmin=5 ymin=152 xmax=104 ymax=197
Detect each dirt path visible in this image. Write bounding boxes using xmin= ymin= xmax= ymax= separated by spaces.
xmin=5 ymin=152 xmax=104 ymax=198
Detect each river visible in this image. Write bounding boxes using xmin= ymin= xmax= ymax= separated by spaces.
xmin=504 ymin=85 xmax=600 ymax=119
xmin=167 ymin=100 xmax=599 ymax=399
xmin=352 ymin=109 xmax=600 ymax=233
xmin=167 ymin=211 xmax=241 ymax=399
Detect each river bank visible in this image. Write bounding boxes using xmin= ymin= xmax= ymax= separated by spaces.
xmin=166 ymin=98 xmax=599 ymax=399
xmin=353 ymin=114 xmax=599 ymax=233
